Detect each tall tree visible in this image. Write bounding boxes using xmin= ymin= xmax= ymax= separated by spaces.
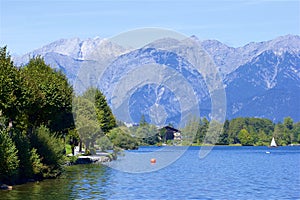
xmin=0 ymin=46 xmax=24 ymax=124
xmin=94 ymin=89 xmax=116 ymax=134
xmin=204 ymin=120 xmax=223 ymax=144
xmin=228 ymin=118 xmax=246 ymax=144
xmin=218 ymin=119 xmax=229 ymax=145
xmin=193 ymin=117 xmax=209 ymax=144
xmin=21 ymin=57 xmax=74 ymax=134
xmin=182 ymin=116 xmax=200 ymax=144
xmin=82 ymin=87 xmax=116 ymax=134
xmin=72 ymin=96 xmax=101 ymax=152
xmin=283 ymin=117 xmax=293 ymax=130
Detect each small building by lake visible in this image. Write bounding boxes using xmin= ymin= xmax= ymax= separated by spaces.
xmin=160 ymin=126 xmax=182 ymax=142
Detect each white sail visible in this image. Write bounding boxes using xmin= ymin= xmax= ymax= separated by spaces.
xmin=270 ymin=137 xmax=277 ymax=147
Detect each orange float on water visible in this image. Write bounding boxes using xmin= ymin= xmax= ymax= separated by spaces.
xmin=150 ymin=158 xmax=156 ymax=164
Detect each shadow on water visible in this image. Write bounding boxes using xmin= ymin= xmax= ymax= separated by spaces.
xmin=1 ymin=164 xmax=111 ymax=200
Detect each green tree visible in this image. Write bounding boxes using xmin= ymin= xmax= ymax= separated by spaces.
xmin=94 ymin=89 xmax=116 ymax=134
xmin=81 ymin=88 xmax=116 ymax=134
xmin=283 ymin=117 xmax=294 ymax=144
xmin=0 ymin=47 xmax=76 ymax=182
xmin=140 ymin=125 xmax=159 ymax=145
xmin=204 ymin=120 xmax=223 ymax=144
xmin=29 ymin=148 xmax=44 ymax=177
xmin=227 ymin=117 xmax=274 ymax=145
xmin=11 ymin=130 xmax=35 ymax=179
xmin=238 ymin=128 xmax=253 ymax=146
xmin=283 ymin=117 xmax=293 ymax=130
xmin=108 ymin=127 xmax=139 ymax=150
xmin=218 ymin=119 xmax=229 ymax=145
xmin=21 ymin=56 xmax=74 ymax=134
xmin=73 ymin=96 xmax=101 ymax=152
xmin=0 ymin=46 xmax=25 ymax=124
xmin=193 ymin=117 xmax=209 ymax=144
xmin=0 ymin=128 xmax=19 ymax=183
xmin=228 ymin=118 xmax=246 ymax=144
xmin=292 ymin=122 xmax=300 ymax=144
xmin=30 ymin=126 xmax=64 ymax=178
xmin=273 ymin=123 xmax=289 ymax=146
xmin=256 ymin=130 xmax=269 ymax=146
xmin=248 ymin=126 xmax=258 ymax=145
xmin=181 ymin=116 xmax=200 ymax=144
xmin=96 ymin=135 xmax=113 ymax=151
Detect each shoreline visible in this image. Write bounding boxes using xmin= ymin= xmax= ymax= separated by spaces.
xmin=3 ymin=144 xmax=299 ymax=189
xmin=1 ymin=153 xmax=114 ymax=190
xmin=149 ymin=143 xmax=300 ymax=147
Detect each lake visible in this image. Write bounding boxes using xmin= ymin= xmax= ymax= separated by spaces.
xmin=2 ymin=146 xmax=300 ymax=200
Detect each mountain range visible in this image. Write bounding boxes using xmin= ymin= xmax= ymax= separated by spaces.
xmin=13 ymin=34 xmax=300 ymax=125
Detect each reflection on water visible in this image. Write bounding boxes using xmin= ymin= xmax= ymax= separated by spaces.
xmin=2 ymin=164 xmax=111 ymax=200
xmin=1 ymin=146 xmax=300 ymax=200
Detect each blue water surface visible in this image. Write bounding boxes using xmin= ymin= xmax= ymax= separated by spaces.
xmin=2 ymin=146 xmax=300 ymax=200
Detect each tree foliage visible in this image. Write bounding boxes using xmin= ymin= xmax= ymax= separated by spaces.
xmin=73 ymin=88 xmax=117 ymax=153
xmin=94 ymin=89 xmax=117 ymax=134
xmin=0 ymin=46 xmax=24 ymax=123
xmin=108 ymin=127 xmax=139 ymax=150
xmin=0 ymin=46 xmax=74 ymax=183
xmin=119 ymin=116 xmax=300 ymax=147
xmin=30 ymin=126 xmax=64 ymax=178
xmin=193 ymin=117 xmax=209 ymax=144
xmin=0 ymin=128 xmax=19 ymax=183
xmin=238 ymin=129 xmax=253 ymax=145
xmin=73 ymin=96 xmax=100 ymax=151
xmin=189 ymin=116 xmax=299 ymax=146
xmin=21 ymin=56 xmax=74 ymax=134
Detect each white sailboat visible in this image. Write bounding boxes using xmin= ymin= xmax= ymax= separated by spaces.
xmin=269 ymin=137 xmax=277 ymax=147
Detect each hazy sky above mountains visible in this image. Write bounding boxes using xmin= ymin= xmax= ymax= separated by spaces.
xmin=0 ymin=0 xmax=299 ymax=55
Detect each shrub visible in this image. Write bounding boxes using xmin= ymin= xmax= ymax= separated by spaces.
xmin=30 ymin=125 xmax=64 ymax=178
xmin=0 ymin=128 xmax=19 ymax=183
xmin=30 ymin=148 xmax=44 ymax=177
xmin=11 ymin=130 xmax=33 ymax=179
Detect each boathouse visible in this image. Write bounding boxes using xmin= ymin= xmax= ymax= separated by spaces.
xmin=161 ymin=126 xmax=181 ymax=141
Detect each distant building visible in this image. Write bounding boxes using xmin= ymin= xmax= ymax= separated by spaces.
xmin=124 ymin=122 xmax=139 ymax=128
xmin=161 ymin=126 xmax=181 ymax=141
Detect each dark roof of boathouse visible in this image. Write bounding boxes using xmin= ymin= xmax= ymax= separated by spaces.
xmin=161 ymin=126 xmax=181 ymax=133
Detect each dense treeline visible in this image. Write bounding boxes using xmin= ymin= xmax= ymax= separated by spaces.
xmin=128 ymin=116 xmax=300 ymax=146
xmin=185 ymin=116 xmax=300 ymax=146
xmin=0 ymin=46 xmax=74 ymax=184
xmin=115 ymin=115 xmax=300 ymax=147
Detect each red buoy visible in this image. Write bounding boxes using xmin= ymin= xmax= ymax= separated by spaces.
xmin=150 ymin=158 xmax=156 ymax=164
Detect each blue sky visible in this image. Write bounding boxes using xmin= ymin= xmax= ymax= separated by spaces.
xmin=0 ymin=0 xmax=299 ymax=55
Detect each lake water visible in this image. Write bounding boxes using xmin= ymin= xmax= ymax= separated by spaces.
xmin=2 ymin=146 xmax=300 ymax=200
